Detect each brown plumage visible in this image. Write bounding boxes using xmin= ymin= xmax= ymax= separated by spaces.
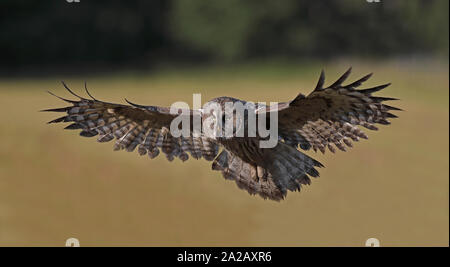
xmin=43 ymin=68 xmax=400 ymax=201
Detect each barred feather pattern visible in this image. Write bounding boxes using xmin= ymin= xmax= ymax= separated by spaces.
xmin=44 ymin=68 xmax=399 ymax=202
xmin=212 ymin=149 xmax=285 ymax=200
xmin=43 ymin=85 xmax=219 ymax=162
xmin=275 ymin=67 xmax=400 ymax=153
xmin=211 ymin=142 xmax=323 ymax=201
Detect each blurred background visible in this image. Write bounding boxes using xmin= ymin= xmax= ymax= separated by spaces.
xmin=0 ymin=0 xmax=448 ymax=246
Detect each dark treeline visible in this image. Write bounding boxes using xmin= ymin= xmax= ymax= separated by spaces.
xmin=1 ymin=0 xmax=448 ymax=73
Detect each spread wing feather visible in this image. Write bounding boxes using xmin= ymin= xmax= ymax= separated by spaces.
xmin=43 ymin=82 xmax=218 ymax=162
xmin=261 ymin=68 xmax=400 ymax=153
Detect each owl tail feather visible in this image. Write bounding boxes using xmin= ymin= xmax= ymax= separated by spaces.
xmin=264 ymin=143 xmax=324 ymax=195
xmin=211 ymin=143 xmax=323 ymax=201
xmin=212 ymin=149 xmax=286 ymax=200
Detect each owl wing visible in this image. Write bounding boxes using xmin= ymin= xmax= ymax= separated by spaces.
xmin=259 ymin=67 xmax=401 ymax=153
xmin=43 ymin=82 xmax=218 ymax=161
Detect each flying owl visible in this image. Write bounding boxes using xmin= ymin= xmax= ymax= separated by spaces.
xmin=43 ymin=68 xmax=400 ymax=201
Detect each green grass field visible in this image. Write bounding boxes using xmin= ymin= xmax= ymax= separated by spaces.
xmin=0 ymin=59 xmax=448 ymax=246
